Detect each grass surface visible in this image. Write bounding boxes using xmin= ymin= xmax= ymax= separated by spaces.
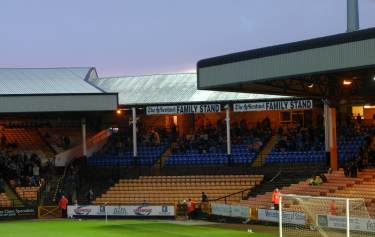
xmin=0 ymin=219 xmax=276 ymax=237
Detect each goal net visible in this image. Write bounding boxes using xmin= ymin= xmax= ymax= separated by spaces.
xmin=279 ymin=194 xmax=375 ymax=237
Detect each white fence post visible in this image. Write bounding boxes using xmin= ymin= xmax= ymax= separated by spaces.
xmin=346 ymin=198 xmax=350 ymax=237
xmin=279 ymin=196 xmax=283 ymax=237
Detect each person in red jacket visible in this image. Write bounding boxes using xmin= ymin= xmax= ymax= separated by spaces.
xmin=59 ymin=195 xmax=69 ymax=218
xmin=186 ymin=199 xmax=196 ymax=220
xmin=272 ymin=188 xmax=280 ymax=210
xmin=330 ymin=200 xmax=337 ymax=216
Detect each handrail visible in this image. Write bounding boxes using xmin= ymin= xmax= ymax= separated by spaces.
xmin=269 ymin=170 xmax=282 ymax=183
xmin=4 ymin=180 xmax=28 ymax=207
xmin=208 ymin=187 xmax=253 ymax=204
xmin=52 ymin=166 xmax=69 ymax=202
xmin=37 ymin=129 xmax=58 ymax=156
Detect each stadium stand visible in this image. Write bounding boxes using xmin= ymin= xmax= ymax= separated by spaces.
xmin=266 ymin=125 xmax=373 ymax=164
xmin=86 ymin=125 xmax=180 ymax=168
xmin=326 ymin=169 xmax=375 ymax=217
xmin=15 ymin=186 xmax=40 ymax=201
xmin=0 ymin=178 xmax=11 ymax=207
xmin=0 ymin=192 xmax=11 ymax=207
xmin=86 ymin=121 xmax=373 ymax=169
xmin=94 ymin=175 xmax=264 ymax=205
xmin=0 ymin=139 xmax=48 ymax=205
xmin=242 ymin=168 xmax=375 ymax=217
xmin=88 ymin=143 xmax=169 ymax=166
xmin=246 ymin=167 xmax=327 ymax=198
xmin=1 ymin=127 xmax=52 ymax=158
xmin=88 ymin=129 xmax=170 ymax=166
xmin=268 ymin=125 xmax=326 ymax=164
xmin=165 ymin=118 xmax=272 ymax=166
xmin=39 ymin=128 xmax=90 ymax=153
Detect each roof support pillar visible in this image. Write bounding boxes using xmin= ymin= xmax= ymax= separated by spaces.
xmin=81 ymin=118 xmax=87 ymax=157
xmin=225 ymin=105 xmax=231 ymax=157
xmin=132 ymin=107 xmax=138 ymax=160
xmin=324 ymin=102 xmax=338 ymax=170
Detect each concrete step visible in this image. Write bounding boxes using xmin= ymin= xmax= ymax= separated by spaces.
xmin=251 ymin=135 xmax=278 ymax=167
xmin=157 ymin=146 xmax=173 ymax=168
xmin=3 ymin=182 xmax=24 ymax=207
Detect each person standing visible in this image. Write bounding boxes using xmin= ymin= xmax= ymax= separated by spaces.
xmin=86 ymin=188 xmax=94 ymax=204
xmin=272 ymin=188 xmax=280 ymax=210
xmin=356 ymin=114 xmax=362 ymax=125
xmin=186 ymin=199 xmax=196 ymax=220
xmin=59 ymin=195 xmax=69 ymax=218
xmin=330 ymin=200 xmax=337 ymax=216
xmin=68 ymin=200 xmax=79 ymax=219
xmin=32 ymin=164 xmax=39 ymax=185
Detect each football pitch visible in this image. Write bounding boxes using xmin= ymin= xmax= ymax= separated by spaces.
xmin=0 ymin=219 xmax=277 ymax=237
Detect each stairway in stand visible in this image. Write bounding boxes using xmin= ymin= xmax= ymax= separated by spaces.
xmin=153 ymin=146 xmax=173 ymax=168
xmin=251 ymin=135 xmax=277 ymax=167
xmin=3 ymin=182 xmax=23 ymax=207
xmin=247 ymin=167 xmax=327 ymax=199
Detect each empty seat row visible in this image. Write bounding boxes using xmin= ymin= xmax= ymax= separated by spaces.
xmin=95 ymin=175 xmax=263 ymax=205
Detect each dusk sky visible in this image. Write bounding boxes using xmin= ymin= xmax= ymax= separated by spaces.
xmin=1 ymin=0 xmax=375 ymax=77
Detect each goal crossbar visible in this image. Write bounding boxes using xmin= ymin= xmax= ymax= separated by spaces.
xmin=280 ymin=194 xmax=363 ymax=201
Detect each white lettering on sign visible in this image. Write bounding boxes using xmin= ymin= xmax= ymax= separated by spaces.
xmin=234 ymin=100 xmax=313 ymax=112
xmin=146 ymin=104 xmax=221 ymax=115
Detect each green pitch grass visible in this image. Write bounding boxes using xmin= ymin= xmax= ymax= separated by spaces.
xmin=0 ymin=219 xmax=276 ymax=237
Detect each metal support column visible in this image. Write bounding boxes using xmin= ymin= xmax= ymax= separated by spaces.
xmin=324 ymin=101 xmax=338 ymax=170
xmin=132 ymin=107 xmax=138 ymax=159
xmin=225 ymin=105 xmax=231 ymax=164
xmin=81 ymin=118 xmax=87 ymax=157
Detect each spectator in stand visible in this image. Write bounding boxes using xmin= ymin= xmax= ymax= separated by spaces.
xmin=32 ymin=163 xmax=39 ymax=179
xmin=344 ymin=160 xmax=351 ymax=177
xmin=272 ymin=188 xmax=280 ymax=210
xmin=275 ymin=125 xmax=324 ymax=152
xmin=171 ymin=118 xmax=272 ymax=157
xmin=350 ymin=160 xmax=358 ymax=178
xmin=59 ymin=195 xmax=69 ymax=218
xmin=320 ymin=173 xmax=328 ymax=183
xmin=0 ymin=149 xmax=43 ymax=188
xmin=201 ymin=192 xmax=208 ymax=202
xmin=149 ymin=129 xmax=160 ymax=146
xmin=356 ymin=114 xmax=362 ymax=125
xmin=252 ymin=138 xmax=263 ymax=152
xmin=63 ymin=136 xmax=71 ymax=149
xmin=0 ymin=176 xmax=4 ymax=193
xmin=170 ymin=123 xmax=177 ymax=141
xmin=308 ymin=176 xmax=323 ymax=186
xmin=0 ymin=133 xmax=6 ymax=148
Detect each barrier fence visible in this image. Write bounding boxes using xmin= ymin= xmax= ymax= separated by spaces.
xmin=2 ymin=201 xmax=374 ymax=234
xmin=0 ymin=207 xmax=37 ymax=219
xmin=38 ymin=206 xmax=61 ymax=219
xmin=67 ymin=204 xmax=175 ymax=218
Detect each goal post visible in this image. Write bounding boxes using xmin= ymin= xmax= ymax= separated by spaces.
xmin=279 ymin=194 xmax=375 ymax=237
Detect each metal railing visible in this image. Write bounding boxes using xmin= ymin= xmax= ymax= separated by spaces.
xmin=269 ymin=170 xmax=282 ymax=183
xmin=52 ymin=166 xmax=69 ymax=203
xmin=209 ymin=187 xmax=253 ymax=204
